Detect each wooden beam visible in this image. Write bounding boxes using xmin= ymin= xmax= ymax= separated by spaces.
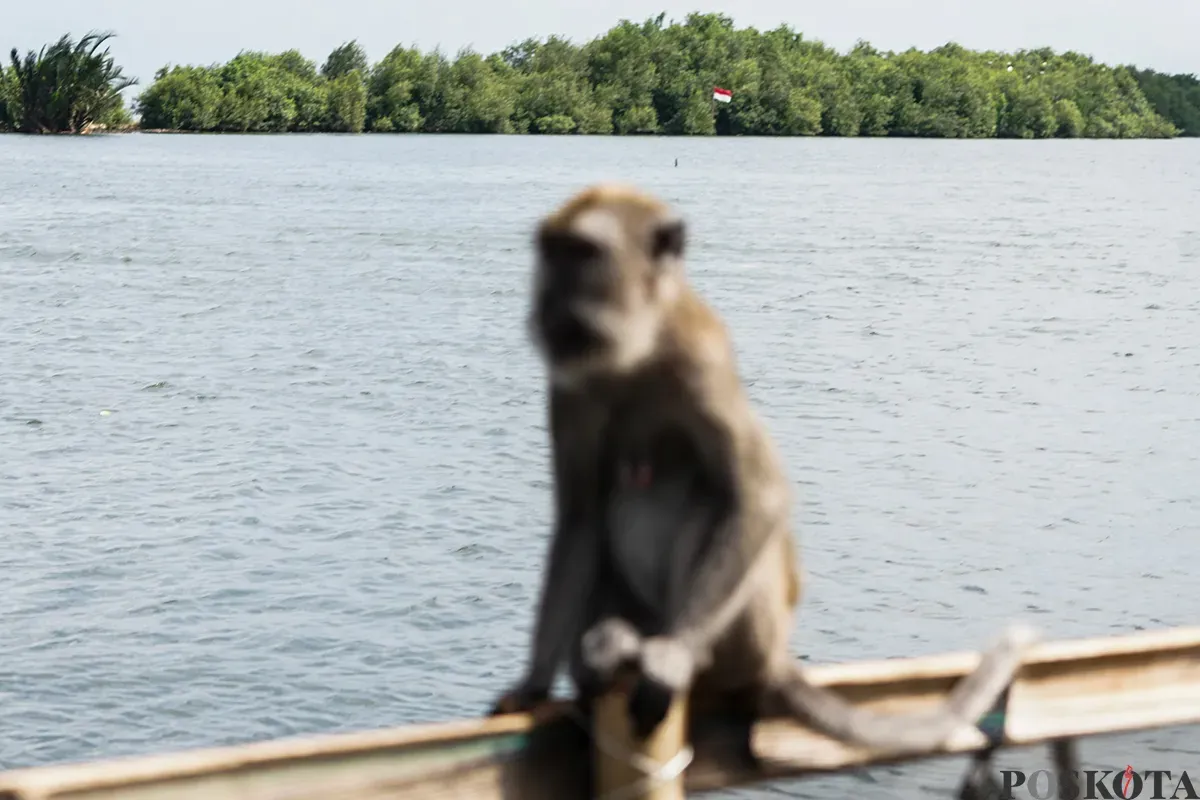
xmin=0 ymin=627 xmax=1198 ymax=800
xmin=592 ymin=680 xmax=689 ymax=800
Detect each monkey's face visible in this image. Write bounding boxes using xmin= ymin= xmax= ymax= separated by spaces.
xmin=529 ymin=195 xmax=686 ymax=383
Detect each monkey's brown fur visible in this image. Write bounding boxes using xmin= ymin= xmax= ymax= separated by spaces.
xmin=491 ymin=183 xmax=1036 ymax=752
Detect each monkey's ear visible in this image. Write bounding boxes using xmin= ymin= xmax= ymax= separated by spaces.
xmin=538 ymin=228 xmax=603 ymax=267
xmin=650 ymin=219 xmax=686 ymax=261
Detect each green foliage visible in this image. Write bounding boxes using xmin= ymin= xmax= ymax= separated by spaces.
xmin=3 ymin=31 xmax=135 ymax=133
xmin=322 ymin=41 xmax=368 ymax=80
xmin=0 ymin=21 xmax=1184 ymax=138
xmin=136 ymin=66 xmax=222 ymax=130
xmin=0 ymin=64 xmax=15 ymax=129
xmin=213 ymin=51 xmax=328 ymax=132
xmin=1130 ymin=68 xmax=1200 ymax=135
xmin=365 ymin=45 xmax=432 ymax=132
xmin=326 ymin=71 xmax=367 ymax=132
xmin=123 ymin=14 xmax=1185 ymax=137
xmin=136 ymin=44 xmax=370 ymax=132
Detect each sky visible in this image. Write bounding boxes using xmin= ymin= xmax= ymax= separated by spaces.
xmin=7 ymin=0 xmax=1199 ymax=94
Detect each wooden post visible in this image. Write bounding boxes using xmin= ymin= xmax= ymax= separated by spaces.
xmin=592 ymin=679 xmax=689 ymax=800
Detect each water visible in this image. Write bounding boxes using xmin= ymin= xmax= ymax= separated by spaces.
xmin=1 ymin=133 xmax=1199 ymax=798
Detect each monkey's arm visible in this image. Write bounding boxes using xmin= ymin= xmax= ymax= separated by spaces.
xmin=497 ymin=517 xmax=597 ymax=709
xmin=613 ymin=411 xmax=780 ymax=735
xmin=668 ymin=402 xmax=783 ymax=643
xmin=490 ymin=390 xmax=601 ymax=715
xmin=617 ymin=404 xmax=776 ymax=696
xmin=667 ymin=506 xmax=774 ymax=657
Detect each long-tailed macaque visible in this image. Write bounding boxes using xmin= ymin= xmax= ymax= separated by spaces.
xmin=490 ymin=184 xmax=1036 ymax=751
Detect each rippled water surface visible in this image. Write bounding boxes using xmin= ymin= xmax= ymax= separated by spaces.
xmin=2 ymin=133 xmax=1199 ymax=798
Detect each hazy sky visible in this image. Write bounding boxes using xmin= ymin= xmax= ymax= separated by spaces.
xmin=9 ymin=0 xmax=1199 ymax=91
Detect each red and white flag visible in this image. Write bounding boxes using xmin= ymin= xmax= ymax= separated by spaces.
xmin=713 ymin=86 xmax=732 ymax=103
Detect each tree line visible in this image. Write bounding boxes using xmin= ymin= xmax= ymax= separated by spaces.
xmin=4 ymin=16 xmax=1200 ymax=137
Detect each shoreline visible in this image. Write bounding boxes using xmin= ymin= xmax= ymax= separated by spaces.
xmin=1 ymin=128 xmax=1186 ymax=140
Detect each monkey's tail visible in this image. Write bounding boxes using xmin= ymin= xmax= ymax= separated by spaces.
xmin=775 ymin=623 xmax=1038 ymax=753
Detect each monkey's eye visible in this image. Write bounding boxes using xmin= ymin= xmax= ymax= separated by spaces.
xmin=539 ymin=231 xmax=602 ymax=267
xmin=650 ymin=220 xmax=685 ymax=261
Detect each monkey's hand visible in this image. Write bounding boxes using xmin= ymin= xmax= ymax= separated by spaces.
xmin=628 ymin=636 xmax=694 ymax=739
xmin=581 ymin=617 xmax=642 ymax=684
xmin=489 ymin=682 xmax=550 ymax=717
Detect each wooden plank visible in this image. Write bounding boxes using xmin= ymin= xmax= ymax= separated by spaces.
xmin=0 ymin=705 xmax=591 ymax=800
xmin=592 ymin=679 xmax=689 ymax=800
xmin=0 ymin=627 xmax=1197 ymax=800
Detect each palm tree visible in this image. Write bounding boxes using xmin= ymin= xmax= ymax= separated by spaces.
xmin=6 ymin=31 xmax=137 ymax=133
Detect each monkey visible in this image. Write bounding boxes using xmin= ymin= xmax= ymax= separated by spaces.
xmin=489 ymin=183 xmax=1038 ymax=753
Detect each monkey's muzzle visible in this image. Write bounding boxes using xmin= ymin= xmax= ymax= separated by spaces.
xmin=533 ymin=292 xmax=603 ymax=362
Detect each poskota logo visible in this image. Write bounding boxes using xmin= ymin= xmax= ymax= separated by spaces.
xmin=1000 ymin=766 xmax=1198 ymax=799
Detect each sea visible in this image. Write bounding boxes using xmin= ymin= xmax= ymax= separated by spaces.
xmin=2 ymin=132 xmax=1199 ymax=798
